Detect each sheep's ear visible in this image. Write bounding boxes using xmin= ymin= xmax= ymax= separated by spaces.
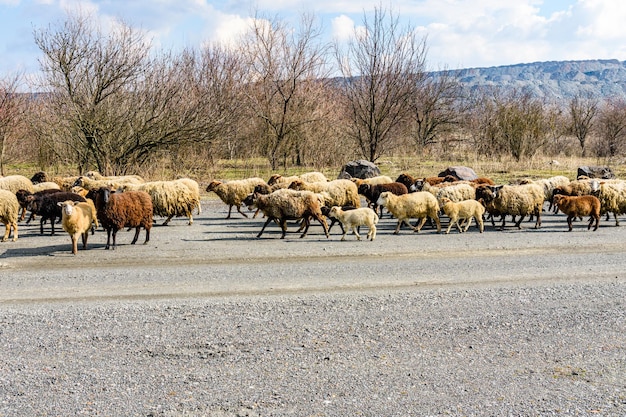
xmin=57 ymin=202 xmax=63 ymax=207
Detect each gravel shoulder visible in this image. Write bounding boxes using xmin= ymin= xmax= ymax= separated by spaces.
xmin=0 ymin=198 xmax=625 ymax=416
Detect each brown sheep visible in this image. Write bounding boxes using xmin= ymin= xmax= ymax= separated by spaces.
xmin=552 ymin=194 xmax=601 ymax=231
xmin=357 ymin=182 xmax=408 ymax=217
xmin=94 ymin=187 xmax=154 ymax=250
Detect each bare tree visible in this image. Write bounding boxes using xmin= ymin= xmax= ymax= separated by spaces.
xmin=567 ymin=92 xmax=598 ymax=156
xmin=595 ymin=98 xmax=626 ymax=157
xmin=240 ymin=13 xmax=330 ymax=170
xmin=0 ymin=74 xmax=26 ymax=175
xmin=410 ymin=69 xmax=465 ymax=149
xmin=334 ymin=6 xmax=427 ymax=162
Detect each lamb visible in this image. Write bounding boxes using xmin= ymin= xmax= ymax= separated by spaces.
xmin=376 ymin=191 xmax=441 ymax=234
xmin=267 ymin=172 xmax=328 ymax=188
xmin=58 ymin=200 xmax=99 ymax=254
xmin=475 ymin=183 xmax=544 ymax=230
xmin=0 ymin=175 xmax=34 ymax=194
xmin=350 ymin=175 xmax=394 ymax=187
xmin=25 ymin=191 xmax=87 ymax=235
xmin=0 ymin=189 xmax=19 ymax=242
xmin=94 ymin=186 xmax=153 ymax=250
xmin=120 ymin=180 xmax=200 ymax=225
xmin=440 ymin=197 xmax=485 ymax=234
xmin=243 ymin=189 xmax=329 ymax=239
xmin=288 ymin=179 xmax=361 ymax=208
xmin=206 ymin=177 xmax=267 ymax=219
xmin=552 ymin=194 xmax=601 ymax=231
xmin=321 ymin=205 xmax=358 ymax=233
xmin=357 ymin=182 xmax=408 ymax=217
xmin=328 ymin=206 xmax=378 ymax=241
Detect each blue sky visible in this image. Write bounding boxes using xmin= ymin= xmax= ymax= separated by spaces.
xmin=2 ymin=0 xmax=626 ymax=85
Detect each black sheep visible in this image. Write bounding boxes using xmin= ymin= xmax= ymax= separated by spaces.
xmin=26 ymin=191 xmax=86 ymax=235
xmin=16 ymin=188 xmax=62 ymax=223
xmin=358 ymin=182 xmax=408 ymax=217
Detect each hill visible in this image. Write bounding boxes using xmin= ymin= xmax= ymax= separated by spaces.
xmin=448 ymin=59 xmax=626 ymax=101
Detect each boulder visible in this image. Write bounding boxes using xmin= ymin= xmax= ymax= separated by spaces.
xmin=338 ymin=160 xmax=382 ymax=179
xmin=437 ymin=166 xmax=478 ymax=181
xmin=577 ymin=166 xmax=615 ymax=179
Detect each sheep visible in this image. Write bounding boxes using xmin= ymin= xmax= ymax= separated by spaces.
xmin=0 ymin=189 xmax=19 ymax=242
xmin=519 ymin=175 xmax=570 ymax=212
xmin=439 ymin=197 xmax=485 ymax=234
xmin=94 ymin=186 xmax=153 ymax=250
xmin=83 ymin=170 xmax=145 ymax=184
xmin=475 ymin=183 xmax=544 ymax=230
xmin=175 ymin=178 xmax=202 ymax=215
xmin=0 ymin=175 xmax=34 ymax=194
xmin=25 ymin=191 xmax=87 ymax=235
xmin=58 ymin=200 xmax=99 ymax=254
xmin=350 ymin=175 xmax=394 ymax=187
xmin=206 ymin=177 xmax=267 ymax=219
xmin=413 ymin=180 xmax=476 ymax=205
xmin=321 ymin=205 xmax=358 ymax=233
xmin=328 ymin=206 xmax=378 ymax=241
xmin=552 ymin=194 xmax=601 ymax=231
xmin=267 ymin=172 xmax=328 ymax=187
xmin=120 ymin=180 xmax=200 ymax=225
xmin=288 ymin=178 xmax=361 ymax=208
xmin=15 ymin=188 xmax=62 ymax=223
xmin=376 ymin=191 xmax=441 ymax=234
xmin=243 ymin=189 xmax=329 ymax=239
xmin=589 ymin=180 xmax=626 ymax=226
xmin=357 ymin=182 xmax=408 ymax=217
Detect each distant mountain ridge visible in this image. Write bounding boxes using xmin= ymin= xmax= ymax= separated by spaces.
xmin=447 ymin=59 xmax=626 ymax=102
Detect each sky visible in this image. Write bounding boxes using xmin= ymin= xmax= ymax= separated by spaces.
xmin=2 ymin=0 xmax=626 ymax=85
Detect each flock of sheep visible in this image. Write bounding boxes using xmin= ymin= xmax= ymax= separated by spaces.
xmin=206 ymin=170 xmax=624 ymax=241
xmin=0 ymin=166 xmax=622 ymax=253
xmin=0 ymin=171 xmax=200 ymax=253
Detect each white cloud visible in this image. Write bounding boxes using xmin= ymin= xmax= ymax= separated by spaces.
xmin=331 ymin=14 xmax=354 ymax=42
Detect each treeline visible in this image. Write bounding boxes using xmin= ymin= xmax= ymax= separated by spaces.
xmin=0 ymin=8 xmax=624 ymax=177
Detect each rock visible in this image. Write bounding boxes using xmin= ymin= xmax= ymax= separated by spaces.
xmin=577 ymin=166 xmax=615 ymax=179
xmin=337 ymin=160 xmax=382 ymax=179
xmin=437 ymin=166 xmax=479 ymax=181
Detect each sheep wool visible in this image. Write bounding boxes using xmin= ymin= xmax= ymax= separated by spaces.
xmin=376 ymin=191 xmax=441 ymax=234
xmin=206 ymin=177 xmax=267 ymax=219
xmin=0 ymin=189 xmax=19 ymax=242
xmin=58 ymin=200 xmax=98 ymax=254
xmin=0 ymin=175 xmax=34 ymax=194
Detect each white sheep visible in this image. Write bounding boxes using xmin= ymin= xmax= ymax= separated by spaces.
xmin=328 ymin=206 xmax=379 ymax=241
xmin=174 ymin=177 xmax=202 ymax=215
xmin=414 ymin=180 xmax=476 ymax=204
xmin=440 ymin=197 xmax=485 ymax=234
xmin=267 ymin=172 xmax=328 ymax=188
xmin=206 ymin=177 xmax=267 ymax=219
xmin=376 ymin=191 xmax=441 ymax=234
xmin=351 ymin=175 xmax=394 ymax=187
xmin=0 ymin=189 xmax=19 ymax=242
xmin=476 ymin=183 xmax=544 ymax=229
xmin=32 ymin=181 xmax=61 ymax=193
xmin=288 ymin=179 xmax=361 ymax=208
xmin=0 ymin=175 xmax=34 ymax=194
xmin=83 ymin=170 xmax=145 ymax=184
xmin=58 ymin=200 xmax=99 ymax=254
xmin=590 ymin=180 xmax=626 ymax=226
xmin=121 ymin=180 xmax=199 ymax=225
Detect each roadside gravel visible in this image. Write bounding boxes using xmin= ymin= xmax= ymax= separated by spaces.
xmin=0 ymin=198 xmax=625 ymax=416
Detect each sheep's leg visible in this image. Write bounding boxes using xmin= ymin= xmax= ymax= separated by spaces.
xmin=393 ymin=220 xmax=403 ymax=234
xmin=445 ymin=217 xmax=455 ymax=234
xmin=369 ymin=224 xmax=376 ymax=241
xmin=340 ymin=225 xmax=348 ymax=241
xmin=236 ymin=205 xmax=249 ymax=219
xmin=19 ymin=207 xmax=26 ymax=222
xmin=105 ymin=228 xmax=112 ymax=250
xmin=613 ymin=213 xmax=619 ymax=227
xmin=414 ymin=217 xmax=428 ymax=232
xmin=70 ymin=234 xmax=78 ymax=255
xmin=514 ymin=215 xmax=524 ymax=229
xmin=432 ymin=216 xmax=441 ymax=233
xmin=279 ymin=219 xmax=289 ymax=239
xmin=299 ymin=218 xmax=312 ymax=238
xmin=111 ymin=229 xmax=118 ymax=249
xmin=81 ymin=231 xmax=88 ymax=250
xmin=353 ymin=226 xmax=361 ymax=241
xmin=567 ymin=215 xmax=574 ymax=231
xmin=257 ymin=217 xmax=274 ymax=238
xmin=131 ymin=227 xmax=141 ymax=244
xmin=1 ymin=223 xmax=10 ymax=242
xmin=592 ymin=214 xmax=600 ymax=231
xmin=187 ymin=214 xmax=193 ymax=225
xmin=143 ymin=227 xmax=150 ymax=244
xmin=162 ymin=215 xmax=174 ymax=226
xmin=534 ymin=209 xmax=542 ymax=229
xmin=316 ymin=215 xmax=329 ymax=238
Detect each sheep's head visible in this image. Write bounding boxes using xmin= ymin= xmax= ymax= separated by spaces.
xmin=30 ymin=171 xmax=48 ymax=184
xmin=267 ymin=174 xmax=282 ymax=186
xmin=73 ymin=176 xmax=85 ymax=187
xmin=242 ymin=193 xmax=256 ymax=208
xmin=205 ymin=181 xmax=222 ymax=192
xmin=376 ymin=191 xmax=391 ymax=207
xmin=357 ymin=183 xmax=370 ymax=195
xmin=58 ymin=200 xmax=78 ymax=216
xmin=254 ymin=183 xmax=271 ymax=194
xmin=288 ymin=179 xmax=305 ymax=190
xmin=410 ymin=179 xmax=424 ymax=192
xmin=475 ymin=185 xmax=496 ymax=203
xmin=328 ymin=206 xmax=341 ymax=218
